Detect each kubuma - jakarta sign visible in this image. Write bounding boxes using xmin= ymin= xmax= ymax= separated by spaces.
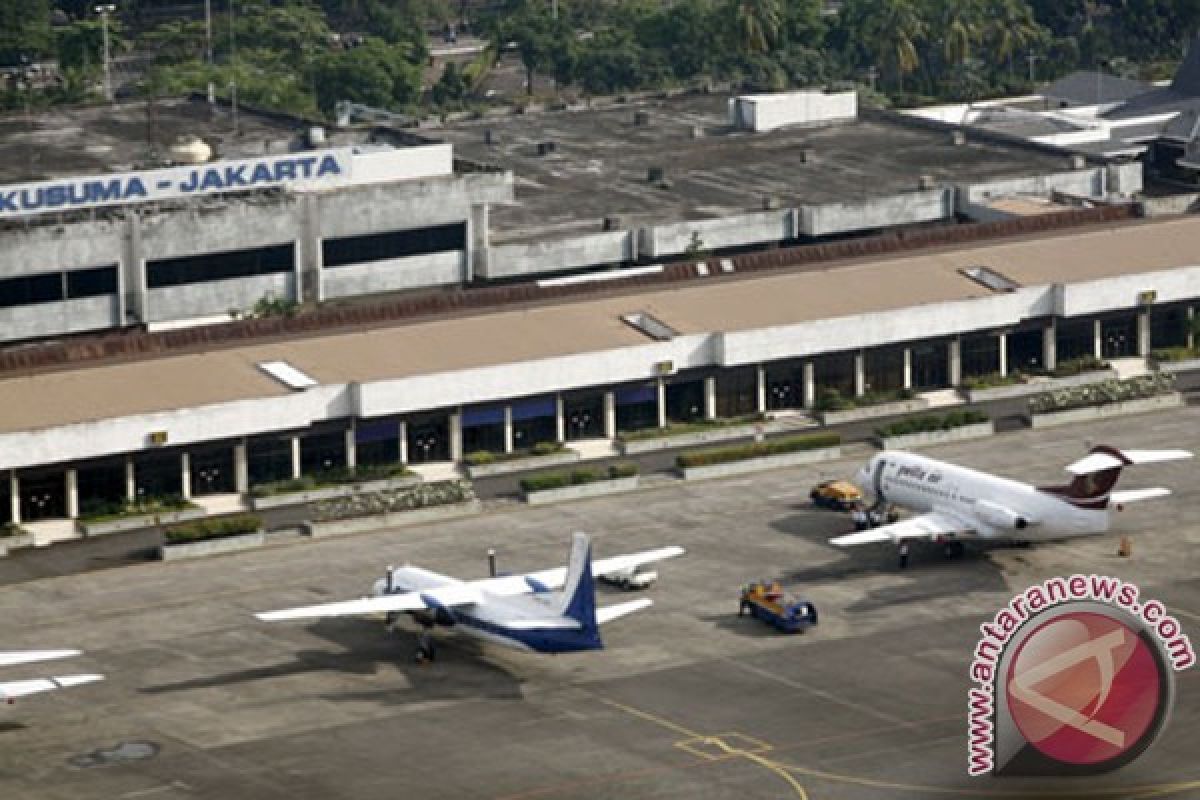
xmin=0 ymin=149 xmax=352 ymax=219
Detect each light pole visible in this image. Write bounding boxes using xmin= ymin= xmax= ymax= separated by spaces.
xmin=204 ymin=0 xmax=213 ymax=65
xmin=1026 ymin=50 xmax=1039 ymax=85
xmin=95 ymin=4 xmax=116 ymax=104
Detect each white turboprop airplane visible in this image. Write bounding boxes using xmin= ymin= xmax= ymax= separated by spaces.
xmin=256 ymin=533 xmax=684 ymax=654
xmin=830 ymin=445 xmax=1192 ymax=556
xmin=0 ymin=650 xmax=104 ymax=703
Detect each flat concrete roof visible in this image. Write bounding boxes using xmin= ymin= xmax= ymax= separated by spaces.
xmin=0 ymin=97 xmax=390 ymax=185
xmin=432 ymin=94 xmax=1074 ymax=243
xmin=0 ymin=215 xmax=1197 ymax=434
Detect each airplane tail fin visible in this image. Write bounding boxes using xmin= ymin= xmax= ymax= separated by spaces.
xmin=1038 ymin=446 xmax=1192 ymax=508
xmin=556 ymin=532 xmax=599 ymax=635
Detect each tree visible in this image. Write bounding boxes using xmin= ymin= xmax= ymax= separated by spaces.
xmin=729 ymin=0 xmax=783 ymax=55
xmin=0 ymin=0 xmax=53 ymax=65
xmin=982 ymin=0 xmax=1044 ymax=76
xmin=498 ymin=1 xmax=572 ymax=95
xmin=431 ymin=61 xmax=467 ymax=106
xmin=844 ymin=0 xmax=926 ymax=89
xmin=312 ymin=37 xmax=420 ymax=114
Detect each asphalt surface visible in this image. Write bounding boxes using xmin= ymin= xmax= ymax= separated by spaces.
xmin=1 ymin=406 xmax=1199 ymax=799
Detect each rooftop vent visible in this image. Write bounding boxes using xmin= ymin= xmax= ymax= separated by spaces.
xmin=690 ymin=125 xmax=705 ymax=139
xmin=647 ymin=165 xmax=665 ymax=183
xmin=537 ymin=140 xmax=557 ymax=156
xmin=633 ymin=110 xmax=650 ymax=126
xmin=484 ymin=128 xmax=495 ymax=146
xmin=621 ymin=311 xmax=678 ymax=342
xmin=799 ymin=147 xmax=815 ymax=163
xmin=950 ymin=129 xmax=966 ymax=146
xmin=1068 ymin=154 xmax=1087 ymax=169
xmin=602 ymin=215 xmax=623 ymax=231
xmin=918 ymin=174 xmax=937 ymax=190
xmin=959 ymin=265 xmax=1021 ymax=293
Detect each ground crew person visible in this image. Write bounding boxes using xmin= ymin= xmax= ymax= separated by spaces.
xmin=416 ymin=625 xmax=436 ymax=664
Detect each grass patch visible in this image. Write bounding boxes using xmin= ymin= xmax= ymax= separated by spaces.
xmin=676 ymin=432 xmax=840 ymax=469
xmin=618 ymin=414 xmax=765 ymax=442
xmin=464 ymin=442 xmax=568 ymax=466
xmin=250 ymin=463 xmax=413 ymax=498
xmin=520 ymin=463 xmax=639 ymax=493
xmin=876 ymin=410 xmax=989 ymax=438
xmin=80 ymin=494 xmax=196 ymax=523
xmin=165 ymin=514 xmax=262 ymax=545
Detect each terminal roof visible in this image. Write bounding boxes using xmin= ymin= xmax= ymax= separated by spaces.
xmin=432 ymin=94 xmax=1072 ymax=243
xmin=0 ymin=216 xmax=1196 ymax=434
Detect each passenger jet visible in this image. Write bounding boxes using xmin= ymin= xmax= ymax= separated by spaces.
xmin=1 ymin=650 xmax=103 ymax=702
xmin=256 ymin=533 xmax=684 ymax=654
xmin=830 ymin=445 xmax=1192 ymax=555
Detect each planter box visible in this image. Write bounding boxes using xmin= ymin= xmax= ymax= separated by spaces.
xmin=817 ymin=398 xmax=930 ymax=426
xmin=304 ymin=499 xmax=483 ymax=538
xmin=80 ymin=507 xmax=206 ymax=537
xmin=249 ymin=475 xmax=421 ymax=511
xmin=1029 ymin=393 xmax=1184 ymax=429
xmin=464 ymin=450 xmax=580 ymax=479
xmin=1157 ymin=358 xmax=1200 ymax=375
xmin=876 ymin=421 xmax=995 ymax=451
xmin=679 ymin=446 xmax=841 ymax=481
xmin=523 ymin=476 xmax=640 ymax=506
xmin=158 ymin=530 xmax=266 ymax=561
xmin=963 ymin=369 xmax=1118 ymax=403
xmin=618 ymin=417 xmax=807 ymax=455
xmin=0 ymin=533 xmax=35 ymax=557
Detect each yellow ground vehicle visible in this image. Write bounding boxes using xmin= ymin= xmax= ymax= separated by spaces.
xmin=738 ymin=581 xmax=819 ymax=633
xmin=809 ymin=479 xmax=863 ymax=510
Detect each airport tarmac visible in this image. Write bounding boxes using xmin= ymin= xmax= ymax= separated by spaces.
xmin=1 ymin=408 xmax=1199 ymax=800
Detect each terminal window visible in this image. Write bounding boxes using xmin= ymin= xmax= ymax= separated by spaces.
xmin=322 ymin=223 xmax=466 ymax=268
xmin=0 ymin=264 xmax=119 ymax=309
xmin=147 ymin=244 xmax=294 ymax=288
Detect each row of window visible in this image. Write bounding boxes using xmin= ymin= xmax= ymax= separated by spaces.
xmin=0 ymin=265 xmax=117 ymax=309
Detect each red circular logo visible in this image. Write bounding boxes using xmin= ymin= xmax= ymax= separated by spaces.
xmin=1006 ymin=611 xmax=1162 ymax=766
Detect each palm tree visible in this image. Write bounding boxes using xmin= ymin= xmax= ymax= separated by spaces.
xmin=864 ymin=0 xmax=926 ymax=90
xmin=983 ymin=0 xmax=1044 ymax=77
xmin=731 ymin=0 xmax=782 ymax=55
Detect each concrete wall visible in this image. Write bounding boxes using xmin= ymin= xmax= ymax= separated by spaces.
xmin=321 ymin=251 xmax=464 ymax=300
xmin=344 ymin=145 xmax=454 ymax=185
xmin=484 ymin=230 xmax=634 ymax=279
xmin=1057 ymin=266 xmax=1200 ymax=317
xmin=145 ymin=272 xmax=296 ymax=322
xmin=638 ymin=210 xmax=794 ymax=259
xmin=731 ymin=91 xmax=857 ymax=132
xmin=960 ymin=166 xmax=1142 ymax=204
xmin=800 ymin=190 xmax=953 ymax=237
xmin=139 ymin=199 xmax=302 ymax=260
xmin=0 ymin=296 xmax=119 ymax=339
xmin=0 ymin=217 xmax=125 ymax=278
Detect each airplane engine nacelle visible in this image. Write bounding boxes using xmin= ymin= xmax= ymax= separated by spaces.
xmin=975 ymin=501 xmax=1031 ymax=531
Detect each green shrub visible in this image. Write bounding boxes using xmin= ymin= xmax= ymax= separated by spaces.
xmin=1050 ymin=356 xmax=1109 ymax=377
xmin=875 ymin=410 xmax=989 ymax=438
xmin=80 ymin=494 xmax=194 ymax=523
xmin=618 ymin=415 xmax=765 ymax=442
xmin=1151 ymin=346 xmax=1199 ymax=364
xmin=532 ymin=441 xmax=564 ymax=456
xmin=311 ymin=480 xmax=475 ymax=522
xmin=165 ymin=514 xmax=262 ymax=544
xmin=1029 ymin=373 xmax=1175 ymax=414
xmin=465 ymin=443 xmax=567 ymax=465
xmin=676 ymin=432 xmax=841 ymax=468
xmin=249 ymin=463 xmax=412 ymax=497
xmin=0 ymin=522 xmax=26 ymax=539
xmin=962 ymin=372 xmax=1025 ymax=390
xmin=816 ymin=388 xmax=913 ymax=412
xmin=519 ymin=463 xmax=638 ymax=492
xmin=464 ymin=450 xmax=497 ymax=466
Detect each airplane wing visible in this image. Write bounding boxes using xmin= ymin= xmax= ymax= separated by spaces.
xmin=830 ymin=511 xmax=965 ymax=547
xmin=596 ymin=598 xmax=653 ymax=624
xmin=474 ymin=545 xmax=686 ymax=597
xmin=0 ymin=650 xmax=83 ymax=667
xmin=0 ymin=674 xmax=104 ymax=701
xmin=256 ymin=583 xmax=483 ymax=621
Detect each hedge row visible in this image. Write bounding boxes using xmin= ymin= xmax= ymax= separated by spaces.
xmin=520 ymin=463 xmax=638 ymax=492
xmin=312 ymin=480 xmax=476 ymax=522
xmin=249 ymin=463 xmax=412 ymax=498
xmin=79 ymin=494 xmax=194 ymax=523
xmin=165 ymin=514 xmax=263 ymax=544
xmin=465 ymin=441 xmax=565 ymax=466
xmin=675 ymin=432 xmax=841 ymax=469
xmin=618 ymin=414 xmax=765 ymax=442
xmin=876 ymin=410 xmax=989 ymax=438
xmin=1029 ymin=373 xmax=1175 ymax=414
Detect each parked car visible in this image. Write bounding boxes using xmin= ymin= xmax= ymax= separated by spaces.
xmin=809 ymin=479 xmax=863 ymax=510
xmin=599 ymin=564 xmax=657 ymax=590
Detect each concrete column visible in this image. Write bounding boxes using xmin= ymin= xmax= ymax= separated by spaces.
xmin=121 ymin=213 xmax=146 ymax=326
xmin=301 ymin=194 xmax=322 ymax=304
xmin=125 ymin=458 xmax=136 ymax=502
xmin=802 ymin=362 xmax=815 ymax=408
xmin=704 ymin=376 xmax=717 ymax=420
xmin=65 ymin=469 xmax=79 ymax=519
xmin=756 ymin=365 xmax=766 ymax=413
xmin=180 ymin=452 xmax=191 ymax=500
xmin=398 ymin=421 xmax=408 ymax=464
xmin=9 ymin=472 xmax=19 ymax=525
xmin=449 ymin=413 xmax=463 ymax=462
xmin=949 ymin=339 xmax=962 ymax=386
xmin=854 ymin=351 xmax=865 ymax=397
xmin=1043 ymin=323 xmax=1057 ymax=372
xmin=1188 ymin=307 xmax=1196 ymax=350
xmin=1094 ymin=319 xmax=1103 ymax=360
xmin=503 ymin=406 xmax=514 ymax=454
xmin=234 ymin=441 xmax=249 ymax=493
xmin=1137 ymin=309 xmax=1151 ymax=357
xmin=998 ymin=333 xmax=1008 ymax=377
xmin=344 ymin=425 xmax=357 ymax=470
xmin=554 ymin=395 xmax=565 ymax=443
xmin=903 ymin=348 xmax=913 ymax=390
xmin=290 ymin=436 xmax=301 ymax=479
xmin=656 ymin=379 xmax=667 ymax=428
xmin=470 ymin=204 xmax=490 ymax=281
xmin=604 ymin=391 xmax=616 ymax=438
